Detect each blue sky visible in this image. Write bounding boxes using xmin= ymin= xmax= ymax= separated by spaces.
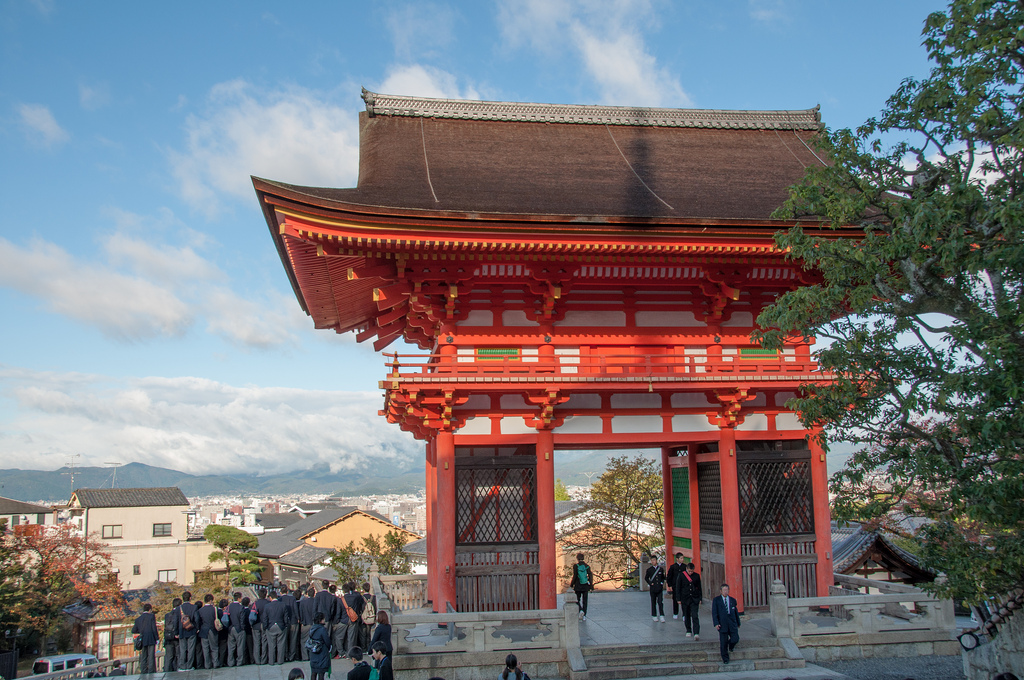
xmin=0 ymin=0 xmax=945 ymax=477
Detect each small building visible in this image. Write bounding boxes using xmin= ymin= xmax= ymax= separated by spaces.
xmin=64 ymin=590 xmax=147 ymax=662
xmin=0 ymin=496 xmax=54 ymax=529
xmin=67 ymin=487 xmax=216 ymax=588
xmin=832 ymin=523 xmax=934 ymax=587
xmin=258 ymin=506 xmax=419 ymax=589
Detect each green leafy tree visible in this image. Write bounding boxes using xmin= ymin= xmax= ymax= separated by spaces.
xmin=755 ymin=0 xmax=1024 ymax=605
xmin=204 ymin=525 xmax=261 ymax=587
xmin=325 ymin=541 xmax=369 ymax=586
xmin=325 ymin=530 xmax=414 ymax=585
xmin=560 ymin=454 xmax=664 ymax=586
xmin=554 ymin=478 xmax=571 ymax=501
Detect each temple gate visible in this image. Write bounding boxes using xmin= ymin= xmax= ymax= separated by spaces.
xmin=255 ymin=90 xmax=846 ymax=612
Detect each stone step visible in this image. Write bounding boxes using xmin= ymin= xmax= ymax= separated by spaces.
xmin=586 ymin=657 xmax=804 ymax=680
xmin=583 ymin=646 xmax=785 ymax=667
xmin=582 ymin=638 xmax=782 ymax=657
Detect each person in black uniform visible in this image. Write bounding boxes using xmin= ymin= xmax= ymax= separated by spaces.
xmin=227 ymin=592 xmax=247 ymax=666
xmin=196 ymin=594 xmax=220 ymax=669
xmin=217 ymin=598 xmax=229 ymax=667
xmin=279 ymin=585 xmax=300 ymax=661
xmin=298 ymin=586 xmax=317 ymax=661
xmin=339 ymin=582 xmax=366 ymax=659
xmin=644 ymin=556 xmax=667 ymax=622
xmin=265 ymin=590 xmax=291 ymax=665
xmin=131 ymin=603 xmax=159 ymax=674
xmin=370 ymin=641 xmax=393 ymax=680
xmin=666 ymin=552 xmax=685 ymax=619
xmin=329 ymin=585 xmax=347 ymax=658
xmin=177 ymin=591 xmax=199 ymax=671
xmin=253 ymin=587 xmax=270 ymax=665
xmin=241 ymin=596 xmax=254 ymax=664
xmin=346 ymin=647 xmax=371 ymax=680
xmin=313 ymin=582 xmax=336 ymax=655
xmin=162 ymin=597 xmax=181 ymax=672
xmin=678 ymin=562 xmax=703 ymax=640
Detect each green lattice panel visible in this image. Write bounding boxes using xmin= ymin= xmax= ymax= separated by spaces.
xmin=671 ymin=468 xmax=690 ymax=529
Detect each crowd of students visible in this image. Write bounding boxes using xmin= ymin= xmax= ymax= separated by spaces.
xmin=131 ymin=580 xmax=392 ymax=676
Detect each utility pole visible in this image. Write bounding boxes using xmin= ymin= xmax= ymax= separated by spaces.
xmin=582 ymin=471 xmax=599 ymax=485
xmin=63 ymin=454 xmax=81 ymax=498
xmin=104 ymin=461 xmax=122 ymax=488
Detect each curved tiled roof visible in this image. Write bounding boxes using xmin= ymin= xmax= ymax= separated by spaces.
xmin=361 ymin=89 xmax=822 ymax=131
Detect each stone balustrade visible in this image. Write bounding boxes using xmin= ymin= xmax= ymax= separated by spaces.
xmin=378 ymin=573 xmax=429 ymax=612
xmin=769 ymin=578 xmax=959 ymax=662
xmin=23 ymin=653 xmax=160 ymax=680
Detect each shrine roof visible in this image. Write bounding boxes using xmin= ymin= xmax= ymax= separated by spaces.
xmin=254 ymin=90 xmax=828 ymax=223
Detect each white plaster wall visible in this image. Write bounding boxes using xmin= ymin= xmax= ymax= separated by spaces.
xmin=457 ymin=417 xmax=491 ymax=435
xmin=610 ymin=393 xmax=662 ymax=409
xmin=672 ymin=414 xmax=717 ymax=432
xmin=502 ymin=310 xmax=539 ymax=326
xmin=635 ymin=311 xmax=705 ymax=327
xmin=776 ymin=413 xmax=804 ymax=430
xmin=611 ymin=415 xmax=663 ymax=433
xmin=737 ymin=414 xmax=770 ymax=431
xmin=553 ymin=416 xmax=603 ymax=434
xmin=500 ymin=417 xmax=536 ymax=435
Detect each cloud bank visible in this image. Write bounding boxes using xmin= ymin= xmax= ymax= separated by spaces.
xmin=0 ymin=367 xmax=420 ymax=476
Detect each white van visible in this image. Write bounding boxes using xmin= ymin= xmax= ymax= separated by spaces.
xmin=31 ymin=654 xmax=99 ymax=675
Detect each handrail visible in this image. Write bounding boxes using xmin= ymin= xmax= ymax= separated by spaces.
xmin=22 ymin=652 xmax=164 ymax=680
xmin=383 ymin=351 xmax=822 ymax=380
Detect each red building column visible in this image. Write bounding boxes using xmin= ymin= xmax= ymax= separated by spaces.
xmin=687 ymin=446 xmax=702 ymax=570
xmin=536 ymin=428 xmax=557 ymax=609
xmin=425 ymin=438 xmax=437 ymax=610
xmin=808 ymin=434 xmax=834 ymax=596
xmin=661 ymin=447 xmax=674 ymax=557
xmin=435 ymin=429 xmax=457 ymax=612
xmin=719 ymin=426 xmax=744 ymax=610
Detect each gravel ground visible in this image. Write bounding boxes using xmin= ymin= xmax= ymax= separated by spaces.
xmin=816 ymin=654 xmax=966 ymax=680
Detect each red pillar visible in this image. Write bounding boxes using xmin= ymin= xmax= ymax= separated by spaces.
xmin=661 ymin=447 xmax=674 ymax=557
xmin=536 ymin=428 xmax=557 ymax=609
xmin=808 ymin=434 xmax=834 ymax=596
xmin=687 ymin=445 xmax=702 ymax=570
xmin=719 ymin=427 xmax=744 ymax=610
xmin=425 ymin=438 xmax=437 ymax=610
xmin=435 ymin=429 xmax=457 ymax=612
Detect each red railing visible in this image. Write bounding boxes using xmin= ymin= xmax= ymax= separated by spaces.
xmin=383 ymin=352 xmax=822 ymax=380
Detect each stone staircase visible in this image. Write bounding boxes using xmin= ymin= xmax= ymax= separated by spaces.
xmin=578 ymin=638 xmax=805 ymax=679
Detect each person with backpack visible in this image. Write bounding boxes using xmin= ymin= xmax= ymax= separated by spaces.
xmin=569 ymin=553 xmax=593 ymax=621
xmin=338 ymin=582 xmax=365 ymax=660
xmin=306 ymin=612 xmax=332 ymax=680
xmin=645 ymin=555 xmax=667 ymax=622
xmin=177 ymin=591 xmax=199 ymax=671
xmin=196 ymin=593 xmax=220 ymax=669
xmin=358 ymin=582 xmax=376 ymax=650
xmin=163 ymin=597 xmax=181 ymax=672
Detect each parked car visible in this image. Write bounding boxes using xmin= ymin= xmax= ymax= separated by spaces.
xmin=31 ymin=654 xmax=99 ymax=675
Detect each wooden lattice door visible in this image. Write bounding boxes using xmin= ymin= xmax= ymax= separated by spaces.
xmin=454 ymin=454 xmax=539 ymax=611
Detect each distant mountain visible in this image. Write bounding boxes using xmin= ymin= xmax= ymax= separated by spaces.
xmin=0 ymin=450 xmax=662 ymax=503
xmin=0 ymin=461 xmax=426 ymax=503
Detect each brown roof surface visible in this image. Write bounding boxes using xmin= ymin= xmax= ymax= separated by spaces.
xmin=256 ymin=91 xmax=826 ymax=221
xmin=0 ymin=496 xmax=53 ymax=515
xmin=72 ymin=487 xmax=189 ymax=508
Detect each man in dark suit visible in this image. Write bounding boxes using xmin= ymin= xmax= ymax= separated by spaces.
xmin=678 ymin=562 xmax=703 ymax=639
xmin=279 ymin=585 xmax=300 ymax=661
xmin=227 ymin=591 xmax=247 ymax=666
xmin=196 ymin=594 xmax=220 ymax=669
xmin=711 ymin=583 xmax=740 ymax=664
xmin=163 ymin=598 xmax=181 ymax=672
xmin=299 ymin=586 xmax=317 ymax=660
xmin=338 ymin=582 xmax=366 ymax=659
xmin=131 ymin=603 xmax=159 ymax=674
xmin=253 ymin=587 xmax=270 ymax=664
xmin=264 ymin=590 xmax=291 ymax=665
xmin=177 ymin=591 xmax=199 ymax=671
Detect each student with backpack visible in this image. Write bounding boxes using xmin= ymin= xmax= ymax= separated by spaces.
xmin=359 ymin=582 xmax=376 ymax=650
xmin=306 ymin=612 xmax=332 ymax=680
xmin=177 ymin=591 xmax=199 ymax=670
xmin=163 ymin=597 xmax=181 ymax=672
xmin=569 ymin=553 xmax=593 ymax=620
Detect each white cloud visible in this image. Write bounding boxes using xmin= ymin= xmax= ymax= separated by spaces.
xmin=0 ymin=237 xmax=193 ymax=341
xmin=497 ymin=0 xmax=691 ymax=107
xmin=748 ymin=0 xmax=788 ymax=23
xmin=168 ymin=80 xmax=360 ymax=216
xmin=385 ymin=3 xmax=457 ymax=62
xmin=0 ymin=368 xmax=420 ymax=476
xmin=29 ymin=0 xmax=54 ymax=15
xmin=78 ymin=82 xmax=110 ymax=111
xmin=17 ymin=103 xmax=70 ymax=148
xmin=0 ymin=212 xmax=302 ymax=348
xmin=375 ymin=64 xmax=480 ymax=100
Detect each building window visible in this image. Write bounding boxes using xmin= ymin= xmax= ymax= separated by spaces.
xmin=102 ymin=525 xmax=123 ymax=539
xmin=157 ymin=569 xmax=177 ymax=582
xmin=132 ymin=565 xmax=141 ymax=575
xmin=152 ymin=523 xmax=172 ymax=537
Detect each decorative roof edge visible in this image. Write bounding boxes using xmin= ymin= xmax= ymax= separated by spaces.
xmin=361 ymin=88 xmax=822 ymax=131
